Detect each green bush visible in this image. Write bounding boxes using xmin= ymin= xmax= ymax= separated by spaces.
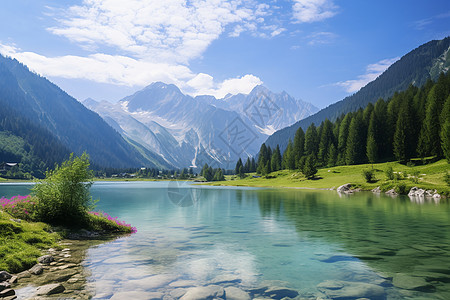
xmin=410 ymin=170 xmax=420 ymax=184
xmin=385 ymin=166 xmax=394 ymax=180
xmin=32 ymin=153 xmax=95 ymax=227
xmin=445 ymin=172 xmax=450 ymax=186
xmin=394 ymin=182 xmax=408 ymax=194
xmin=362 ymin=169 xmax=376 ymax=183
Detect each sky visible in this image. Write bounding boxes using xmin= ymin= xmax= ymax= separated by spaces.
xmin=0 ymin=1 xmax=449 ymax=109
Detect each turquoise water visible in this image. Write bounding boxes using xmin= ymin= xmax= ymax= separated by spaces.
xmin=1 ymin=182 xmax=450 ymax=299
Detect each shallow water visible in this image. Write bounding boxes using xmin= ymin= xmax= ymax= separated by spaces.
xmin=2 ymin=181 xmax=449 ymax=299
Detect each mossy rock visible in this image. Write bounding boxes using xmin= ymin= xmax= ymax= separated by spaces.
xmin=0 ymin=220 xmax=23 ymax=235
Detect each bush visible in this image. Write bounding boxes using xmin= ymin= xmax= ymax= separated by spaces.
xmin=394 ymin=182 xmax=408 ymax=194
xmin=88 ymin=212 xmax=136 ymax=233
xmin=410 ymin=170 xmax=420 ymax=184
xmin=32 ymin=153 xmax=95 ymax=227
xmin=443 ymin=172 xmax=450 ymax=186
xmin=0 ymin=195 xmax=39 ymax=221
xmin=362 ymin=169 xmax=376 ymax=183
xmin=385 ymin=166 xmax=394 ymax=180
xmin=394 ymin=172 xmax=404 ymax=181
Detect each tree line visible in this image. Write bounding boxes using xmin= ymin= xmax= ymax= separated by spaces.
xmin=238 ymin=72 xmax=450 ymax=178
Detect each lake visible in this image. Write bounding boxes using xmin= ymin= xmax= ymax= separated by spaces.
xmin=1 ymin=181 xmax=449 ymax=299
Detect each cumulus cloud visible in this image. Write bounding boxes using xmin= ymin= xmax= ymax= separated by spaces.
xmin=0 ymin=44 xmax=261 ymax=98
xmin=292 ymin=0 xmax=338 ymax=23
xmin=335 ymin=57 xmax=400 ymax=93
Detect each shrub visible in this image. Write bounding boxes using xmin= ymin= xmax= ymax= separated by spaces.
xmin=410 ymin=170 xmax=420 ymax=184
xmin=88 ymin=212 xmax=137 ymax=233
xmin=445 ymin=172 xmax=450 ymax=186
xmin=362 ymin=169 xmax=376 ymax=183
xmin=32 ymin=153 xmax=95 ymax=227
xmin=385 ymin=166 xmax=394 ymax=180
xmin=394 ymin=182 xmax=408 ymax=194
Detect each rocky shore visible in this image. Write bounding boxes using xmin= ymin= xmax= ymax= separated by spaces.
xmin=337 ymin=183 xmax=444 ymax=200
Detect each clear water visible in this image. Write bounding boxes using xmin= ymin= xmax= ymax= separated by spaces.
xmin=1 ymin=182 xmax=450 ymax=299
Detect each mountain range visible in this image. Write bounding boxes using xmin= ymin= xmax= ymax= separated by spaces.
xmin=266 ymin=37 xmax=450 ymax=151
xmin=85 ymin=84 xmax=318 ymax=169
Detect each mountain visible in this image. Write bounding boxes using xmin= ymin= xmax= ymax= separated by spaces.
xmin=86 ymin=83 xmax=318 ymax=169
xmin=0 ymin=55 xmax=162 ymax=170
xmin=266 ymin=37 xmax=450 ymax=151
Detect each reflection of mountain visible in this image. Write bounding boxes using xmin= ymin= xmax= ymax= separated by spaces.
xmin=251 ymin=189 xmax=450 ymax=297
xmin=85 ymin=83 xmax=318 ymax=169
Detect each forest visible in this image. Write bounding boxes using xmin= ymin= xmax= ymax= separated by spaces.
xmin=245 ymin=72 xmax=450 ymax=178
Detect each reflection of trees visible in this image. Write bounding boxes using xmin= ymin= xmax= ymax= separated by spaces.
xmin=253 ymin=189 xmax=450 ymax=276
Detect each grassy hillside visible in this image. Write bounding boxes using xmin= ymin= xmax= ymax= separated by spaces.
xmin=208 ymin=159 xmax=450 ymax=196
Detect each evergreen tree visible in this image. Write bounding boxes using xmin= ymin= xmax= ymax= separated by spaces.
xmin=420 ymin=86 xmax=443 ymax=157
xmin=318 ymin=119 xmax=334 ymax=166
xmin=337 ymin=114 xmax=351 ymax=164
xmin=304 ymin=123 xmax=319 ymax=156
xmin=393 ymin=100 xmax=414 ymax=162
xmin=366 ymin=134 xmax=377 ymax=168
xmin=293 ymin=127 xmax=305 ymax=168
xmin=213 ymin=168 xmax=225 ymax=181
xmin=271 ymin=145 xmax=282 ymax=172
xmin=327 ymin=143 xmax=337 ymax=167
xmin=235 ymin=158 xmax=243 ymax=175
xmin=251 ymin=157 xmax=257 ymax=172
xmin=244 ymin=157 xmax=251 ymax=173
xmin=257 ymin=144 xmax=268 ymax=174
xmin=302 ymin=154 xmax=317 ymax=179
xmin=441 ymin=95 xmax=450 ymax=162
xmin=282 ymin=140 xmax=295 ymax=170
xmin=238 ymin=166 xmax=245 ymax=179
xmin=345 ymin=113 xmax=365 ymax=165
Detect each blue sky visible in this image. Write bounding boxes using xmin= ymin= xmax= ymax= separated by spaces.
xmin=0 ymin=1 xmax=449 ymax=109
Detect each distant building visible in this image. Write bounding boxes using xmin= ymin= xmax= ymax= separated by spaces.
xmin=0 ymin=162 xmax=18 ymax=173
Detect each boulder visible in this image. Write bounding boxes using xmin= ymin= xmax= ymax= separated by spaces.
xmin=0 ymin=288 xmax=15 ymax=298
xmin=38 ymin=255 xmax=55 ymax=265
xmin=263 ymin=286 xmax=299 ymax=299
xmin=385 ymin=189 xmax=398 ymax=196
xmin=0 ymin=281 xmax=11 ymax=291
xmin=317 ymin=280 xmax=385 ymax=300
xmin=8 ymin=276 xmax=17 ymax=284
xmin=36 ymin=283 xmax=65 ymax=296
xmin=392 ymin=273 xmax=433 ymax=291
xmin=224 ymin=287 xmax=251 ymax=300
xmin=0 ymin=271 xmax=12 ymax=282
xmin=29 ymin=264 xmax=44 ymax=275
xmin=180 ymin=285 xmax=225 ymax=300
xmin=337 ymin=184 xmax=353 ymax=194
xmin=371 ymin=186 xmax=381 ymax=193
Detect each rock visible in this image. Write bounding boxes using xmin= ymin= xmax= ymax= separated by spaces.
xmin=385 ymin=189 xmax=398 ymax=196
xmin=29 ymin=264 xmax=44 ymax=275
xmin=36 ymin=283 xmax=65 ymax=296
xmin=16 ymin=271 xmax=31 ymax=279
xmin=38 ymin=255 xmax=54 ymax=265
xmin=392 ymin=273 xmax=433 ymax=291
xmin=2 ymin=296 xmax=17 ymax=300
xmin=432 ymin=193 xmax=441 ymax=199
xmin=170 ymin=288 xmax=187 ymax=298
xmin=169 ymin=280 xmax=197 ymax=288
xmin=263 ymin=287 xmax=299 ymax=299
xmin=0 ymin=288 xmax=15 ymax=297
xmin=8 ymin=276 xmax=17 ymax=284
xmin=210 ymin=274 xmax=242 ymax=285
xmin=0 ymin=271 xmax=12 ymax=282
xmin=317 ymin=280 xmax=385 ymax=300
xmin=371 ymin=186 xmax=381 ymax=193
xmin=180 ymin=285 xmax=225 ymax=300
xmin=225 ymin=287 xmax=251 ymax=300
xmin=0 ymin=281 xmax=11 ymax=291
xmin=111 ymin=291 xmax=163 ymax=300
xmin=337 ymin=183 xmax=353 ymax=194
xmin=43 ymin=269 xmax=77 ymax=283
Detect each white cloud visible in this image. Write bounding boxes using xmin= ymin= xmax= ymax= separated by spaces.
xmin=0 ymin=44 xmax=261 ymax=99
xmin=335 ymin=57 xmax=400 ymax=93
xmin=292 ymin=0 xmax=338 ymax=23
xmin=307 ymin=31 xmax=337 ymax=45
xmin=48 ymin=0 xmax=274 ymax=64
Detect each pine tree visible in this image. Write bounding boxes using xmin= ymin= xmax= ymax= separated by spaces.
xmin=318 ymin=119 xmax=334 ymax=166
xmin=302 ymin=154 xmax=317 ymax=179
xmin=235 ymin=158 xmax=243 ymax=175
xmin=441 ymin=95 xmax=450 ymax=162
xmin=293 ymin=127 xmax=305 ymax=168
xmin=366 ymin=134 xmax=377 ymax=168
xmin=421 ymin=86 xmax=443 ymax=157
xmin=304 ymin=123 xmax=319 ymax=156
xmin=337 ymin=114 xmax=351 ymax=164
xmin=257 ymin=144 xmax=268 ymax=174
xmin=244 ymin=157 xmax=251 ymax=173
xmin=345 ymin=113 xmax=364 ymax=165
xmin=251 ymin=157 xmax=257 ymax=172
xmin=214 ymin=168 xmax=225 ymax=181
xmin=271 ymin=145 xmax=282 ymax=172
xmin=238 ymin=165 xmax=245 ymax=179
xmin=327 ymin=143 xmax=337 ymax=167
xmin=282 ymin=140 xmax=295 ymax=170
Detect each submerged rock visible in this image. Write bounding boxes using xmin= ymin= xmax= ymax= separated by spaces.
xmin=38 ymin=255 xmax=54 ymax=265
xmin=180 ymin=285 xmax=225 ymax=300
xmin=392 ymin=273 xmax=433 ymax=291
xmin=263 ymin=286 xmax=299 ymax=299
xmin=317 ymin=280 xmax=385 ymax=300
xmin=225 ymin=286 xmax=251 ymax=300
xmin=385 ymin=189 xmax=398 ymax=196
xmin=36 ymin=283 xmax=65 ymax=296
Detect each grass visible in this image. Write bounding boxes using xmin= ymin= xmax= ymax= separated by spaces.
xmin=207 ymin=159 xmax=450 ymax=196
xmin=0 ymin=210 xmax=61 ymax=273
